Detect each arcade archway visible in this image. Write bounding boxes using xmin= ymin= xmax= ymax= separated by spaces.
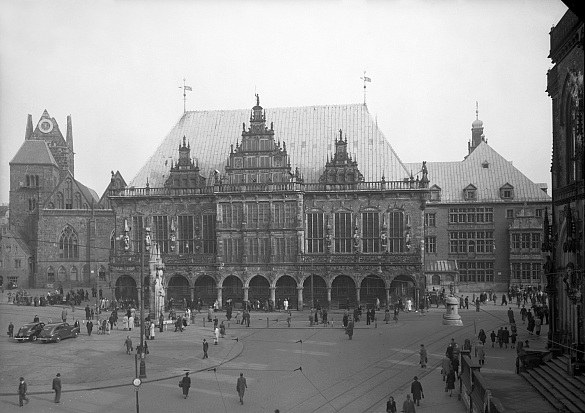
xmin=115 ymin=275 xmax=137 ymax=303
xmin=303 ymin=274 xmax=327 ymax=309
xmin=222 ymin=275 xmax=243 ymax=308
xmin=331 ymin=274 xmax=356 ymax=309
xmin=194 ymin=274 xmax=217 ymax=307
xmin=276 ymin=275 xmax=297 ymax=310
xmin=361 ymin=274 xmax=386 ymax=308
xmin=167 ymin=274 xmax=190 ymax=309
xmin=390 ymin=274 xmax=417 ymax=305
xmin=248 ymin=275 xmax=270 ymax=306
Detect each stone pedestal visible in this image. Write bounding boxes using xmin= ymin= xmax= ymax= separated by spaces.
xmin=443 ymin=295 xmax=463 ymax=326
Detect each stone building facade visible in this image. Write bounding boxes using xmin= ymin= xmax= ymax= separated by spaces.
xmin=109 ymin=97 xmax=430 ymax=311
xmin=546 ymin=9 xmax=584 ymax=355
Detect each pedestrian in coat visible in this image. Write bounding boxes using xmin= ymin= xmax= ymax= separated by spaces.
xmin=236 ymin=372 xmax=247 ymax=405
xmin=214 ymin=326 xmax=219 ymax=344
xmin=203 ymin=339 xmax=209 ymax=358
xmin=124 ymin=335 xmax=133 ymax=354
xmin=287 ymin=311 xmax=292 ymax=327
xmin=8 ymin=321 xmax=14 ymax=337
xmin=86 ymin=320 xmax=93 ymax=336
xmin=61 ymin=307 xmax=68 ymax=322
xmin=490 ymin=330 xmax=496 ymax=347
xmin=386 ymin=396 xmax=397 ymax=413
xmin=403 ymin=394 xmax=416 ymax=413
xmin=410 ymin=376 xmax=424 ymax=406
xmin=535 ymin=317 xmax=542 ymax=336
xmin=441 ymin=356 xmax=452 ymax=381
xmin=52 ymin=373 xmax=62 ymax=403
xmin=180 ymin=373 xmax=191 ymax=399
xmin=345 ymin=319 xmax=354 ymax=340
xmin=502 ymin=327 xmax=510 ymax=348
xmin=18 ymin=377 xmax=29 ymax=406
xmin=445 ymin=370 xmax=456 ymax=396
xmin=508 ymin=307 xmax=515 ymax=324
xmin=478 ymin=329 xmax=487 ymax=345
xmin=149 ymin=320 xmax=155 ymax=340
xmin=220 ymin=321 xmax=226 ymax=338
xmin=159 ymin=314 xmax=164 ymax=333
xmin=384 ymin=308 xmax=390 ymax=324
xmin=476 ymin=342 xmax=485 ymax=365
xmin=419 ymin=344 xmax=428 ymax=368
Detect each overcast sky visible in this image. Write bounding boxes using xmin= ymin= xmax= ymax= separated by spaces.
xmin=0 ymin=0 xmax=568 ymax=204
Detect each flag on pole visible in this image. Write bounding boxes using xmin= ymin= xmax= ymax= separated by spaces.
xmin=184 ymin=86 xmax=192 ymax=91
xmin=364 ymin=76 xmax=371 ymax=82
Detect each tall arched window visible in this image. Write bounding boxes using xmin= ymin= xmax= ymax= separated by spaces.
xmin=70 ymin=266 xmax=78 ymax=282
xmin=59 ymin=225 xmax=79 ymax=259
xmin=47 ymin=267 xmax=55 ymax=283
xmin=58 ymin=266 xmax=66 ymax=281
xmin=65 ymin=179 xmax=73 ymax=209
xmin=82 ymin=264 xmax=90 ymax=283
xmin=74 ymin=192 xmax=82 ymax=209
xmin=110 ymin=230 xmax=116 ymax=251
xmin=431 ymin=274 xmax=441 ymax=285
xmin=98 ymin=266 xmax=107 ymax=282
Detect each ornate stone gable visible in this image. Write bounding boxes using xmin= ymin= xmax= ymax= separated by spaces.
xmin=319 ymin=129 xmax=364 ymax=184
xmin=224 ymin=95 xmax=294 ymax=185
xmin=164 ymin=136 xmax=206 ymax=188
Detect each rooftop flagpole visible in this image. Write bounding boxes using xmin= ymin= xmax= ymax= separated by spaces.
xmin=360 ymin=71 xmax=371 ymax=105
xmin=178 ymin=79 xmax=193 ymax=113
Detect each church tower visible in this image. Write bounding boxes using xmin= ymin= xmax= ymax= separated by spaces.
xmin=468 ymin=102 xmax=486 ymax=155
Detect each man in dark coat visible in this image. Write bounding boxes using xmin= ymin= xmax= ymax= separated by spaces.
xmin=410 ymin=376 xmax=424 ymax=406
xmin=52 ymin=373 xmax=62 ymax=403
xmin=181 ymin=372 xmax=191 ymax=399
xmin=87 ymin=320 xmax=93 ymax=336
xmin=203 ymin=339 xmax=209 ymax=358
xmin=18 ymin=377 xmax=29 ymax=406
xmin=236 ymin=373 xmax=247 ymax=405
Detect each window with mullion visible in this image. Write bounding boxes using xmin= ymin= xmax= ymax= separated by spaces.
xmin=306 ymin=213 xmax=324 ymax=253
xmin=152 ymin=215 xmax=169 ymax=253
xmin=388 ymin=212 xmax=404 ymax=252
xmin=202 ymin=214 xmax=216 ymax=254
xmin=334 ymin=212 xmax=352 ymax=253
xmin=362 ymin=212 xmax=380 ymax=253
xmin=178 ymin=215 xmax=194 ymax=254
xmin=131 ymin=216 xmax=144 ymax=253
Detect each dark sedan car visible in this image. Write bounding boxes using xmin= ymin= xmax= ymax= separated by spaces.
xmin=39 ymin=322 xmax=80 ymax=343
xmin=14 ymin=322 xmax=45 ymax=342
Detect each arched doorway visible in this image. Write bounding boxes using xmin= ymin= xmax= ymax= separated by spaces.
xmin=115 ymin=274 xmax=137 ymax=303
xmin=361 ymin=274 xmax=386 ymax=308
xmin=390 ymin=274 xmax=417 ymax=306
xmin=303 ymin=275 xmax=327 ymax=309
xmin=248 ymin=275 xmax=269 ymax=308
xmin=223 ymin=275 xmax=243 ymax=308
xmin=194 ymin=274 xmax=217 ymax=308
xmin=275 ymin=275 xmax=297 ymax=310
xmin=167 ymin=274 xmax=190 ymax=309
xmin=331 ymin=274 xmax=356 ymax=309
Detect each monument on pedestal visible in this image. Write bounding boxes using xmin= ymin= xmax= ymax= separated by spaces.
xmin=443 ymin=295 xmax=463 ymax=326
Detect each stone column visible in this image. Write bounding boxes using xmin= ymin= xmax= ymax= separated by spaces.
xmin=270 ymin=287 xmax=276 ymax=306
xmin=297 ymin=287 xmax=304 ymax=311
xmin=243 ymin=287 xmax=249 ymax=303
xmin=443 ymin=295 xmax=463 ymax=326
xmin=216 ymin=287 xmax=223 ymax=310
xmin=386 ymin=288 xmax=390 ymax=308
xmin=327 ymin=287 xmax=332 ymax=308
xmin=191 ymin=286 xmax=195 ymax=303
xmin=356 ymin=287 xmax=361 ymax=307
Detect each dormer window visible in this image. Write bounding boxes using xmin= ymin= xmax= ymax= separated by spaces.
xmin=463 ymin=184 xmax=477 ymax=201
xmin=482 ymin=161 xmax=489 ymax=169
xmin=500 ymin=183 xmax=514 ymax=200
xmin=430 ymin=184 xmax=441 ymax=201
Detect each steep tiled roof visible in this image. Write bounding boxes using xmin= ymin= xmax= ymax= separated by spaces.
xmin=405 ymin=141 xmax=551 ymax=203
xmin=131 ymin=104 xmax=410 ymax=187
xmin=9 ymin=140 xmax=58 ymax=166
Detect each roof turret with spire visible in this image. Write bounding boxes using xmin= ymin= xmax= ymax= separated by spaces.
xmin=468 ymin=102 xmax=486 ymax=156
xmin=319 ymin=129 xmax=364 ymax=184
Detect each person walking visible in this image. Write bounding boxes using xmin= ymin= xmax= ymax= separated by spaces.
xmin=8 ymin=321 xmax=14 ymax=337
xmin=220 ymin=321 xmax=226 ymax=338
xmin=86 ymin=320 xmax=93 ymax=336
xmin=476 ymin=342 xmax=485 ymax=365
xmin=478 ymin=329 xmax=487 ymax=345
xmin=535 ymin=317 xmax=542 ymax=336
xmin=18 ymin=377 xmax=29 ymax=406
xmin=419 ymin=344 xmax=428 ymax=368
xmin=203 ymin=339 xmax=209 ymax=358
xmin=403 ymin=394 xmax=416 ymax=413
xmin=124 ymin=335 xmax=133 ymax=355
xmin=410 ymin=376 xmax=424 ymax=406
xmin=149 ymin=319 xmax=155 ymax=340
xmin=508 ymin=307 xmax=515 ymax=324
xmin=287 ymin=311 xmax=292 ymax=327
xmin=386 ymin=395 xmax=397 ymax=413
xmin=441 ymin=356 xmax=452 ymax=382
xmin=214 ymin=326 xmax=219 ymax=345
xmin=52 ymin=373 xmax=62 ymax=403
xmin=180 ymin=372 xmax=191 ymax=399
xmin=236 ymin=372 xmax=247 ymax=405
xmin=345 ymin=318 xmax=354 ymax=340
xmin=445 ymin=369 xmax=456 ymax=396
xmin=490 ymin=330 xmax=496 ymax=348
xmin=61 ymin=307 xmax=68 ymax=322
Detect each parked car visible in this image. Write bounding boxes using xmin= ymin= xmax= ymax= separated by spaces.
xmin=14 ymin=322 xmax=45 ymax=342
xmin=39 ymin=322 xmax=80 ymax=343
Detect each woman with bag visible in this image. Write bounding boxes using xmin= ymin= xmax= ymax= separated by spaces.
xmin=446 ymin=370 xmax=456 ymax=396
xmin=180 ymin=372 xmax=191 ymax=399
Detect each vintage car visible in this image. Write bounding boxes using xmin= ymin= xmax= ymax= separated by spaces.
xmin=14 ymin=322 xmax=45 ymax=342
xmin=38 ymin=322 xmax=80 ymax=343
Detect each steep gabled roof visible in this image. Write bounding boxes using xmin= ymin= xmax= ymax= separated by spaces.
xmin=43 ymin=171 xmax=100 ymax=208
xmin=10 ymin=140 xmax=58 ymax=166
xmin=131 ymin=104 xmax=410 ymax=187
xmin=405 ymin=141 xmax=551 ymax=203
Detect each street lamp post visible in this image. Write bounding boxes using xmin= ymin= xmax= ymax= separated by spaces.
xmin=311 ymin=257 xmax=314 ymax=309
xmin=139 ymin=227 xmax=150 ymax=379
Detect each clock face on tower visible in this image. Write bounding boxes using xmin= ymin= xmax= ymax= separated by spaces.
xmin=38 ymin=119 xmax=54 ymax=133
